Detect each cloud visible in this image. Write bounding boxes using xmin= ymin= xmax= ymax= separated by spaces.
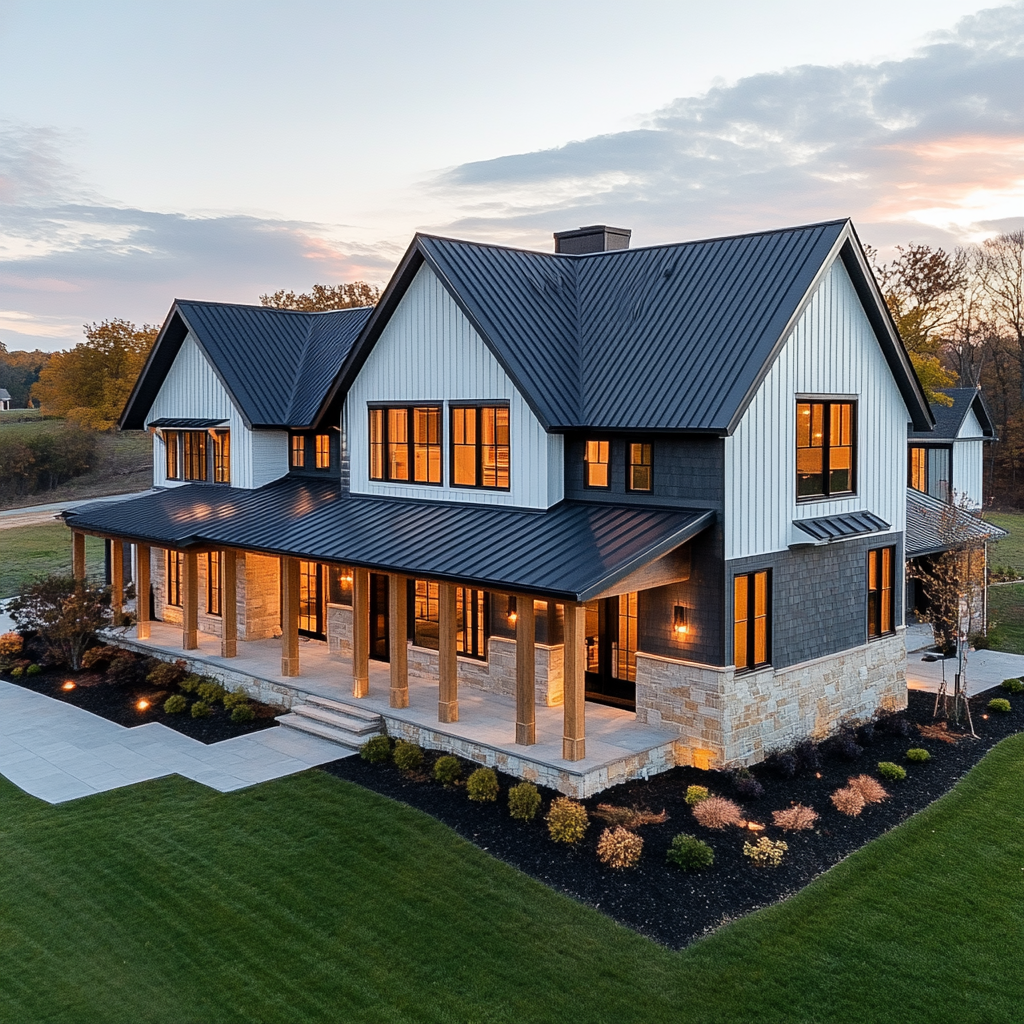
xmin=430 ymin=3 xmax=1024 ymax=250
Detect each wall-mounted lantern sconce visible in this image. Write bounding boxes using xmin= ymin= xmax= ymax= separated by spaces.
xmin=673 ymin=605 xmax=688 ymax=637
xmin=507 ymin=595 xmax=518 ymax=626
xmin=340 ymin=567 xmax=354 ymax=585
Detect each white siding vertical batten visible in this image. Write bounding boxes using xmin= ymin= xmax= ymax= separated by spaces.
xmin=724 ymin=258 xmax=909 ymax=561
xmin=954 ymin=407 xmax=986 ymax=507
xmin=346 ymin=263 xmax=562 ymax=509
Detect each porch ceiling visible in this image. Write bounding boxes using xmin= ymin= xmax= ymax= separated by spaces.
xmin=63 ymin=478 xmax=714 ymax=602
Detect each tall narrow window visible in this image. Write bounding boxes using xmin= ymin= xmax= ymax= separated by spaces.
xmin=213 ymin=431 xmax=230 ymax=483
xmin=413 ymin=407 xmax=442 ymax=483
xmin=585 ymin=440 xmax=610 ymax=488
xmin=167 ymin=550 xmax=183 ymax=607
xmin=182 ymin=431 xmax=207 ymax=481
xmin=299 ymin=560 xmax=322 ymax=636
xmin=207 ymin=552 xmax=222 ymax=616
xmin=796 ymin=401 xmax=855 ymax=498
xmin=368 ymin=406 xmax=442 ymax=484
xmin=909 ymin=446 xmax=926 ymax=492
xmin=369 ymin=409 xmax=384 ymax=480
xmin=387 ymin=408 xmax=410 ymax=480
xmin=451 ymin=405 xmax=510 ymax=490
xmin=867 ymin=546 xmax=895 ymax=637
xmin=291 ymin=434 xmax=306 ymax=469
xmin=628 ymin=443 xmax=653 ymax=492
xmin=315 ymin=433 xmax=331 ymax=470
xmin=614 ymin=592 xmax=638 ymax=682
xmin=480 ymin=407 xmax=510 ymax=488
xmin=452 ymin=407 xmax=477 ymax=486
xmin=734 ymin=570 xmax=770 ymax=670
xmin=165 ymin=431 xmax=180 ymax=480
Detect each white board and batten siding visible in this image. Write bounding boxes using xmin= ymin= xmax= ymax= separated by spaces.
xmin=346 ymin=263 xmax=564 ymax=509
xmin=146 ymin=332 xmax=288 ymax=490
xmin=953 ymin=406 xmax=985 ymax=507
xmin=725 ymin=258 xmax=908 ymax=561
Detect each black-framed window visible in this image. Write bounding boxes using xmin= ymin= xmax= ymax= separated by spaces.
xmin=867 ymin=546 xmax=895 ymax=638
xmin=315 ymin=434 xmax=331 ymax=470
xmin=165 ymin=430 xmax=180 ymax=480
xmin=413 ymin=580 xmax=489 ymax=660
xmin=796 ymin=401 xmax=855 ymax=499
xmin=213 ymin=431 xmax=230 ymax=483
xmin=327 ymin=565 xmax=353 ymax=606
xmin=734 ymin=569 xmax=770 ymax=670
xmin=164 ymin=430 xmax=229 ymax=484
xmin=207 ymin=552 xmax=221 ymax=616
xmin=585 ymin=440 xmax=610 ymax=488
xmin=908 ymin=445 xmax=951 ymax=502
xmin=167 ymin=550 xmax=183 ymax=608
xmin=628 ymin=443 xmax=653 ymax=492
xmin=368 ymin=405 xmax=442 ymax=484
xmin=291 ymin=434 xmax=306 ymax=469
xmin=451 ymin=405 xmax=509 ymax=489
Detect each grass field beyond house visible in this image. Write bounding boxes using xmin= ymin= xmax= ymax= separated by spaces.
xmin=986 ymin=512 xmax=1024 ymax=654
xmin=0 ymin=522 xmax=105 ymax=599
xmin=1 ymin=735 xmax=1021 ymax=1024
xmin=988 ymin=511 xmax=1024 ymax=574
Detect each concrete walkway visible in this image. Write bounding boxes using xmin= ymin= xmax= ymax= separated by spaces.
xmin=0 ymin=680 xmax=352 ymax=804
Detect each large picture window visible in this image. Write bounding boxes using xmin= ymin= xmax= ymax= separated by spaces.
xmin=908 ymin=445 xmax=951 ymax=502
xmin=368 ymin=405 xmax=442 ymax=484
xmin=413 ymin=580 xmax=489 ymax=659
xmin=451 ymin=405 xmax=510 ymax=489
xmin=584 ymin=440 xmax=610 ymax=488
xmin=167 ymin=550 xmax=183 ymax=608
xmin=734 ymin=569 xmax=770 ymax=670
xmin=796 ymin=401 xmax=855 ymax=499
xmin=628 ymin=443 xmax=652 ymax=492
xmin=867 ymin=546 xmax=895 ymax=638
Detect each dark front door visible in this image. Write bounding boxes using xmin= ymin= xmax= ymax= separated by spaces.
xmin=584 ymin=594 xmax=637 ymax=710
xmin=298 ymin=561 xmax=325 ymax=640
xmin=370 ymin=572 xmax=389 ymax=662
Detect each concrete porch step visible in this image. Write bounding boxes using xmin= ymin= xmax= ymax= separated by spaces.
xmin=303 ymin=694 xmax=382 ymax=722
xmin=276 ymin=698 xmax=383 ymax=752
xmin=290 ymin=703 xmax=382 ymax=736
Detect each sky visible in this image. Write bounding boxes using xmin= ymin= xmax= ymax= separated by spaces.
xmin=1 ymin=0 xmax=1022 ymax=352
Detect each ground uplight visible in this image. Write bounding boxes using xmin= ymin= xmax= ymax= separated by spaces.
xmin=136 ymin=699 xmax=150 ymax=711
xmin=62 ymin=681 xmax=76 ymax=691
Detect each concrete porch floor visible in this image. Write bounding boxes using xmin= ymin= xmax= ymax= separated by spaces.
xmin=114 ymin=622 xmax=681 ymax=797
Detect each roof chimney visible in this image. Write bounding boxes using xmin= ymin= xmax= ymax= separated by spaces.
xmin=553 ymin=225 xmax=631 ymax=254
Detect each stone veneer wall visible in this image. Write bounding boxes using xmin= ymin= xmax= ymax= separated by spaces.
xmin=635 ymin=629 xmax=907 ymax=769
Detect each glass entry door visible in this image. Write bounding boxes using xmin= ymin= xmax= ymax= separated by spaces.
xmin=370 ymin=573 xmax=390 ymax=662
xmin=298 ymin=561 xmax=325 ymax=640
xmin=584 ymin=593 xmax=637 ymax=710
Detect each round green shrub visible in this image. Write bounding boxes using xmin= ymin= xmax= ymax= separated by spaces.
xmin=666 ymin=833 xmax=714 ymax=871
xmin=1001 ymin=677 xmax=1024 ymax=695
xmin=546 ymin=797 xmax=589 ymax=844
xmin=197 ymin=679 xmax=226 ymax=704
xmin=360 ymin=735 xmax=392 ymax=763
xmin=508 ymin=781 xmax=542 ymax=821
xmin=223 ymin=687 xmax=250 ymax=709
xmin=147 ymin=660 xmax=186 ymax=689
xmin=433 ymin=755 xmax=462 ymax=786
xmin=988 ymin=697 xmax=1012 ymax=713
xmin=877 ymin=761 xmax=906 ymax=782
xmin=392 ymin=740 xmax=424 ymax=771
xmin=11 ymin=666 xmax=24 ymax=678
xmin=466 ymin=767 xmax=499 ymax=802
xmin=163 ymin=694 xmax=187 ymax=714
xmin=685 ymin=785 xmax=710 ymax=806
xmin=180 ymin=674 xmax=202 ymax=694
xmin=906 ymin=748 xmax=931 ymax=763
xmin=190 ymin=700 xmax=211 ymax=719
xmin=25 ymin=663 xmax=41 ymax=676
xmin=230 ymin=703 xmax=255 ymax=724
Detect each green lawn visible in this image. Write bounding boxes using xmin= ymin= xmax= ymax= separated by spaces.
xmin=988 ymin=511 xmax=1024 ymax=574
xmin=1 ymin=735 xmax=1021 ymax=1024
xmin=0 ymin=522 xmax=105 ymax=598
xmin=988 ymin=582 xmax=1024 ymax=655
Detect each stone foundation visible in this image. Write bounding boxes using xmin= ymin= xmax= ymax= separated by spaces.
xmin=636 ymin=629 xmax=907 ymax=768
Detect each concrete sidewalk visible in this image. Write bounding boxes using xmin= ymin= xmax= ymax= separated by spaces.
xmin=0 ymin=680 xmax=351 ymax=804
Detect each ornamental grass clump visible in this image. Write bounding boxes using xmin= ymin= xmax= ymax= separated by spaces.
xmin=1001 ymin=677 xmax=1024 ymax=694
xmin=163 ymin=694 xmax=187 ymax=714
xmin=771 ymin=803 xmax=818 ymax=831
xmin=848 ymin=774 xmax=888 ymax=804
xmin=666 ymin=833 xmax=714 ymax=871
xmin=691 ymin=795 xmax=744 ymax=830
xmin=906 ymin=747 xmax=931 ymax=763
xmin=878 ymin=761 xmax=907 ymax=782
xmin=546 ymin=797 xmax=589 ymax=844
xmin=685 ymin=785 xmax=710 ymax=806
xmin=507 ymin=781 xmax=542 ymax=821
xmin=743 ymin=836 xmax=788 ymax=867
xmin=830 ymin=785 xmax=866 ymax=817
xmin=594 ymin=804 xmax=668 ymax=828
xmin=392 ymin=740 xmax=423 ymax=772
xmin=433 ymin=755 xmax=462 ymax=786
xmin=596 ymin=826 xmax=643 ymax=869
xmin=360 ymin=735 xmax=391 ymax=764
xmin=466 ymin=767 xmax=499 ymax=802
xmin=988 ymin=697 xmax=1012 ymax=713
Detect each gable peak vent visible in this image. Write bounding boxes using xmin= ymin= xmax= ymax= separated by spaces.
xmin=553 ymin=224 xmax=631 ymax=254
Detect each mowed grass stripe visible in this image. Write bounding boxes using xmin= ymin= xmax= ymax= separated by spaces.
xmin=1 ymin=735 xmax=1022 ymax=1024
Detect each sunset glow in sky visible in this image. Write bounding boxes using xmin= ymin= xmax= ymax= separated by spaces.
xmin=1 ymin=0 xmax=1022 ymax=351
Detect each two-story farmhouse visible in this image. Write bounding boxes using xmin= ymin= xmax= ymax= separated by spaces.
xmin=65 ymin=218 xmax=940 ymax=796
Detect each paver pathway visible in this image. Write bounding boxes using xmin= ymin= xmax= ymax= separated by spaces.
xmin=0 ymin=680 xmax=351 ymax=804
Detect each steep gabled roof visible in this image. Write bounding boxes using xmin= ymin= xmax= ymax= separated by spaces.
xmin=909 ymin=387 xmax=997 ymax=441
xmin=320 ymin=219 xmax=933 ymax=433
xmin=121 ymin=300 xmax=372 ymax=430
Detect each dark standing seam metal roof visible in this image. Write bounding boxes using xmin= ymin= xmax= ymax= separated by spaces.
xmin=148 ymin=418 xmax=228 ymax=429
xmin=905 ymin=489 xmax=1007 ymax=557
xmin=792 ymin=510 xmax=890 ymax=543
xmin=62 ymin=480 xmax=715 ymax=602
xmin=121 ymin=301 xmax=372 ymax=430
xmin=908 ymin=387 xmax=997 ymax=441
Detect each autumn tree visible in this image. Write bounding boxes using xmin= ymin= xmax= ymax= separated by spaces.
xmin=0 ymin=343 xmax=50 ymax=408
xmin=259 ymin=281 xmax=381 ymax=311
xmin=981 ymin=231 xmax=1024 ymax=404
xmin=31 ymin=319 xmax=157 ymax=430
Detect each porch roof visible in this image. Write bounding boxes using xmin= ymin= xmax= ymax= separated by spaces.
xmin=905 ymin=489 xmax=1007 ymax=557
xmin=63 ymin=479 xmax=714 ymax=602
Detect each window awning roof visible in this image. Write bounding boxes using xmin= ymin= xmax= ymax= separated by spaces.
xmin=792 ymin=510 xmax=890 ymax=544
xmin=62 ymin=479 xmax=715 ymax=602
xmin=147 ymin=418 xmax=229 ymax=429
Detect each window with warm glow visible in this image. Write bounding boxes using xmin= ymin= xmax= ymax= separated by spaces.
xmin=909 ymin=446 xmax=926 ymax=492
xmin=796 ymin=401 xmax=855 ymax=498
xmin=291 ymin=434 xmax=306 ymax=469
xmin=167 ymin=550 xmax=183 ymax=607
xmin=299 ymin=560 xmax=322 ymax=635
xmin=734 ymin=569 xmax=770 ymax=670
xmin=207 ymin=552 xmax=222 ymax=616
xmin=867 ymin=546 xmax=895 ymax=637
xmin=213 ymin=431 xmax=230 ymax=483
xmin=628 ymin=443 xmax=652 ymax=492
xmin=165 ymin=430 xmax=180 ymax=480
xmin=182 ymin=431 xmax=208 ymax=481
xmin=315 ymin=434 xmax=331 ymax=469
xmin=615 ymin=592 xmax=638 ymax=682
xmin=584 ymin=440 xmax=610 ymax=488
xmin=368 ymin=405 xmax=442 ymax=484
xmin=908 ymin=445 xmax=951 ymax=501
xmin=413 ymin=580 xmax=489 ymax=659
xmin=327 ymin=565 xmax=353 ymax=605
xmin=451 ymin=405 xmax=509 ymax=489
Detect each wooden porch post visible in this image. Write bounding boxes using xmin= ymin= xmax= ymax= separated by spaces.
xmin=72 ymin=531 xmax=86 ymax=581
xmin=221 ymin=549 xmax=237 ymax=658
xmin=438 ymin=581 xmax=458 ymax=722
xmin=136 ymin=544 xmax=150 ymax=640
xmin=515 ymin=596 xmax=536 ymax=745
xmin=182 ymin=550 xmax=199 ymax=651
xmin=389 ymin=574 xmax=408 ymax=708
xmin=110 ymin=540 xmax=124 ymax=626
xmin=352 ymin=568 xmax=369 ymax=697
xmin=562 ymin=600 xmax=586 ymax=761
xmin=280 ymin=556 xmax=300 ymax=677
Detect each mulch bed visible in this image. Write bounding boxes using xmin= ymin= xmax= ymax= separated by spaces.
xmin=322 ymin=686 xmax=1024 ymax=949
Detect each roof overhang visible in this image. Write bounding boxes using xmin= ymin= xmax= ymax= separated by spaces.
xmin=790 ymin=510 xmax=890 ymax=547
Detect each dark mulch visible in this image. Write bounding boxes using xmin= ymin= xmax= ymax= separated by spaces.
xmin=3 ymin=664 xmax=281 ymax=744
xmin=323 ymin=687 xmax=1024 ymax=949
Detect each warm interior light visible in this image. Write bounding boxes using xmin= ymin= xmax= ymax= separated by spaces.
xmin=341 ymin=568 xmax=354 ymax=584
xmin=507 ymin=596 xmax=518 ymax=627
xmin=62 ymin=681 xmax=76 ymax=691
xmin=136 ymin=699 xmax=150 ymax=711
xmin=673 ymin=605 xmax=688 ymax=636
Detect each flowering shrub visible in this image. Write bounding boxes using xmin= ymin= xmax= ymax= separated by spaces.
xmin=771 ymin=804 xmax=818 ymax=831
xmin=743 ymin=836 xmax=788 ymax=867
xmin=596 ymin=826 xmax=643 ymax=869
xmin=691 ymin=796 xmax=744 ymax=830
xmin=0 ymin=632 xmax=23 ymax=658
